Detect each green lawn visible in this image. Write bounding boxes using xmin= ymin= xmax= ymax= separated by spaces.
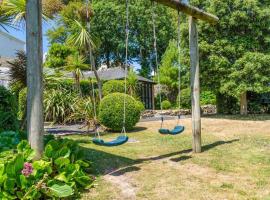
xmin=66 ymin=116 xmax=270 ymax=200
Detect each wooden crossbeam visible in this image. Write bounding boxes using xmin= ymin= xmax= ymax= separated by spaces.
xmin=153 ymin=0 xmax=219 ymax=24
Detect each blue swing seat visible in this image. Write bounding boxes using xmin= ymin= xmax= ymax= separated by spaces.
xmin=92 ymin=135 xmax=129 ymax=147
xmin=159 ymin=125 xmax=185 ymax=135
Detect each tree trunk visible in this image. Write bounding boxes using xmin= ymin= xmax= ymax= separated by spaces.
xmin=106 ymin=51 xmax=110 ymax=68
xmin=240 ymin=91 xmax=248 ymax=115
xmin=189 ymin=17 xmax=201 ymax=153
xmin=26 ymin=0 xmax=44 ymax=159
xmin=90 ymin=49 xmax=102 ymax=100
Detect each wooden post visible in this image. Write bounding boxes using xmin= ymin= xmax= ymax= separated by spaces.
xmin=153 ymin=0 xmax=219 ymax=24
xmin=26 ymin=0 xmax=44 ymax=159
xmin=189 ymin=17 xmax=201 ymax=153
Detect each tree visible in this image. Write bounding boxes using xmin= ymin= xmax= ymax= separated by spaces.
xmin=47 ymin=0 xmax=176 ymax=78
xmin=181 ymin=0 xmax=270 ymax=114
xmin=0 ymin=5 xmax=12 ymax=31
xmin=26 ymin=0 xmax=43 ymax=159
xmin=65 ymin=53 xmax=88 ymax=95
xmin=2 ymin=0 xmax=49 ymax=26
xmin=156 ymin=40 xmax=188 ymax=103
xmin=45 ymin=43 xmax=74 ymax=69
xmin=49 ymin=1 xmax=103 ymax=99
xmin=221 ymin=52 xmax=270 ymax=115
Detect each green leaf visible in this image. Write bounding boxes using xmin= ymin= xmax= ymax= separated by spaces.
xmin=48 ymin=184 xmax=73 ymax=197
xmin=44 ymin=144 xmax=53 ymax=158
xmin=55 ymin=172 xmax=68 ymax=183
xmin=0 ymin=164 xmax=4 ymax=175
xmin=19 ymin=175 xmax=28 ymax=189
xmin=57 ymin=147 xmax=71 ymax=158
xmin=54 ymin=157 xmax=70 ymax=168
xmin=4 ymin=178 xmax=16 ymax=192
xmin=17 ymin=140 xmax=30 ymax=152
xmin=14 ymin=154 xmax=24 ymax=173
xmin=75 ymin=175 xmax=92 ymax=187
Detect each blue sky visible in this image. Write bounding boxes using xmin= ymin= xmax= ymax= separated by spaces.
xmin=6 ymin=21 xmax=54 ymax=54
xmin=5 ymin=21 xmax=142 ymax=71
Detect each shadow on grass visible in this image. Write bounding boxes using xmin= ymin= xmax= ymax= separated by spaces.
xmin=204 ymin=114 xmax=270 ymax=121
xmin=80 ymin=139 xmax=239 ymax=176
xmin=170 ymin=155 xmax=192 ymax=162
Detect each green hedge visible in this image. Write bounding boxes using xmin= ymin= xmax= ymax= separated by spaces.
xmin=99 ymin=93 xmax=143 ymax=131
xmin=0 ymin=86 xmax=18 ymax=132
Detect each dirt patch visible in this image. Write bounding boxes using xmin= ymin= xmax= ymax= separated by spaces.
xmin=104 ymin=171 xmax=137 ymax=200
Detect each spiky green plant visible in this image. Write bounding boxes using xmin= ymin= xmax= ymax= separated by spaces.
xmin=66 ymin=20 xmax=95 ymax=49
xmin=1 ymin=0 xmax=49 ymax=26
xmin=65 ymin=53 xmax=88 ymax=95
xmin=66 ymin=97 xmax=95 ymax=132
xmin=44 ymin=89 xmax=77 ymax=124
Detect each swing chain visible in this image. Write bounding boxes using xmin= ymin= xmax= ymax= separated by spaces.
xmin=122 ymin=0 xmax=129 ymax=137
xmin=151 ymin=1 xmax=164 ymax=127
xmin=177 ymin=7 xmax=182 ymax=126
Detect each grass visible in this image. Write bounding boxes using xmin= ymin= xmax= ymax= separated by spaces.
xmin=66 ymin=115 xmax=270 ymax=200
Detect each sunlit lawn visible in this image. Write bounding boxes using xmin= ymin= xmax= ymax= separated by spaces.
xmin=66 ymin=115 xmax=270 ymax=200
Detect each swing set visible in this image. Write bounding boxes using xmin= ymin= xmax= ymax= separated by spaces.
xmin=88 ymin=0 xmax=219 ymax=152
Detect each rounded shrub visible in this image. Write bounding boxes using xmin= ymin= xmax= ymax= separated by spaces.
xmin=99 ymin=93 xmax=142 ymax=131
xmin=102 ymin=80 xmax=125 ymax=96
xmin=201 ymin=90 xmax=216 ymax=105
xmin=161 ymin=100 xmax=172 ymax=109
xmin=0 ymin=86 xmax=18 ymax=132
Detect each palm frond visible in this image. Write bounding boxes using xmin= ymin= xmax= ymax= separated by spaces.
xmin=67 ymin=20 xmax=95 ymax=49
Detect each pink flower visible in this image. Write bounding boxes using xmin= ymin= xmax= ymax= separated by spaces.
xmin=21 ymin=162 xmax=33 ymax=177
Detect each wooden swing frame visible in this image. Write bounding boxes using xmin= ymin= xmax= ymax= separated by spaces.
xmin=26 ymin=0 xmax=218 ymax=156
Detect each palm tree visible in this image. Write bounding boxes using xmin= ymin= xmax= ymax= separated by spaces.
xmin=67 ymin=19 xmax=103 ymax=100
xmin=0 ymin=5 xmax=13 ymax=31
xmin=2 ymin=0 xmax=27 ymax=25
xmin=1 ymin=0 xmax=49 ymax=26
xmin=65 ymin=52 xmax=88 ymax=95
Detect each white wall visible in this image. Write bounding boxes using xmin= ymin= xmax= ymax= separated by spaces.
xmin=0 ymin=31 xmax=25 ymax=58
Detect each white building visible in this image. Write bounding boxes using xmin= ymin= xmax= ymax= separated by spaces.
xmin=0 ymin=30 xmax=25 ymax=87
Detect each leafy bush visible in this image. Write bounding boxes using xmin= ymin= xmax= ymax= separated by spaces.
xmin=155 ymin=92 xmax=167 ymax=110
xmin=0 ymin=131 xmax=20 ymax=151
xmin=161 ymin=100 xmax=171 ymax=109
xmin=136 ymin=100 xmax=145 ymax=112
xmin=18 ymin=87 xmax=27 ymax=120
xmin=177 ymin=89 xmax=217 ymax=109
xmin=99 ymin=93 xmax=143 ymax=131
xmin=216 ymin=93 xmax=239 ymax=114
xmin=200 ymin=91 xmax=216 ymax=105
xmin=66 ymin=97 xmax=95 ymax=131
xmin=46 ymin=78 xmax=95 ymax=97
xmin=177 ymin=88 xmax=191 ymax=109
xmin=102 ymin=80 xmax=125 ymax=96
xmin=45 ymin=43 xmax=74 ymax=69
xmin=0 ymin=139 xmax=93 ymax=199
xmin=44 ymin=89 xmax=77 ymax=124
xmin=0 ymin=86 xmax=18 ymax=132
